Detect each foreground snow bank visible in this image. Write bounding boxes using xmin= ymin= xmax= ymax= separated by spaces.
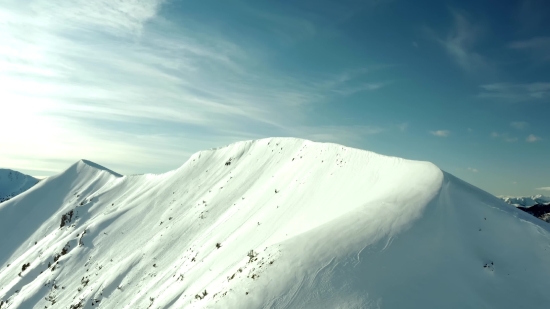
xmin=1 ymin=138 xmax=549 ymax=309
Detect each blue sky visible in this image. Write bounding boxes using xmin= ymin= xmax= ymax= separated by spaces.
xmin=0 ymin=0 xmax=548 ymax=196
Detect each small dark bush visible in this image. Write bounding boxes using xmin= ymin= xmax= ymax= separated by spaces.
xmin=60 ymin=210 xmax=74 ymax=228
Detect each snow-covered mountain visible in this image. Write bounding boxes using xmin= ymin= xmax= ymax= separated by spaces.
xmin=499 ymin=195 xmax=550 ymax=207
xmin=0 ymin=169 xmax=39 ymax=203
xmin=499 ymin=195 xmax=550 ymax=223
xmin=1 ymin=138 xmax=550 ymax=309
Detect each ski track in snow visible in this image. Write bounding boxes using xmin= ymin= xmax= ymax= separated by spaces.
xmin=0 ymin=137 xmax=550 ymax=309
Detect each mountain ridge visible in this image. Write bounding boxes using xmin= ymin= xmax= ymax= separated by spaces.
xmin=1 ymin=138 xmax=549 ymax=308
xmin=0 ymin=169 xmax=39 ymax=203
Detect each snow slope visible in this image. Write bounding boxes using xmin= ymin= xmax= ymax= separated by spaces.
xmin=0 ymin=169 xmax=39 ymax=203
xmin=499 ymin=195 xmax=550 ymax=207
xmin=1 ymin=138 xmax=550 ymax=309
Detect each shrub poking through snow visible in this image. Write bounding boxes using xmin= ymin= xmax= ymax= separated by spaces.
xmin=60 ymin=210 xmax=74 ymax=228
xmin=21 ymin=263 xmax=30 ymax=272
xmin=195 ymin=290 xmax=208 ymax=300
xmin=247 ymin=250 xmax=258 ymax=263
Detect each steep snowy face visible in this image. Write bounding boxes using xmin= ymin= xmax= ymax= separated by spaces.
xmin=0 ymin=169 xmax=39 ymax=203
xmin=0 ymin=138 xmax=549 ymax=309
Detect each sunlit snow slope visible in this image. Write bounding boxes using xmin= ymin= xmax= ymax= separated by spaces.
xmin=1 ymin=138 xmax=550 ymax=309
xmin=0 ymin=169 xmax=39 ymax=203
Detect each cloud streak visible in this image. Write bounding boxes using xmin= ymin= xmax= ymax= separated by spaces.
xmin=431 ymin=10 xmax=489 ymax=73
xmin=0 ymin=0 xmax=391 ymax=175
xmin=509 ymin=37 xmax=550 ymax=62
xmin=430 ymin=130 xmax=450 ymax=137
xmin=478 ymin=83 xmax=550 ymax=101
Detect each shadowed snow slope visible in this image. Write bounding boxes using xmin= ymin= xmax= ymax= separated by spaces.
xmin=0 ymin=169 xmax=39 ymax=203
xmin=0 ymin=138 xmax=549 ymax=309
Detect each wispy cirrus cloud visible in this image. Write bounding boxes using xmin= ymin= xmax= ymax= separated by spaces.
xmin=537 ymin=187 xmax=550 ymax=191
xmin=0 ymin=0 xmax=390 ymax=175
xmin=318 ymin=65 xmax=394 ymax=96
xmin=28 ymin=0 xmax=165 ymax=36
xmin=428 ymin=9 xmax=490 ymax=73
xmin=329 ymin=82 xmax=391 ymax=96
xmin=478 ymin=83 xmax=550 ymax=101
xmin=430 ymin=130 xmax=450 ymax=137
xmin=467 ymin=167 xmax=479 ymax=173
xmin=509 ymin=36 xmax=550 ymax=62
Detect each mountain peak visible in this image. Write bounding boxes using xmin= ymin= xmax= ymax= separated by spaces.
xmin=0 ymin=169 xmax=39 ymax=203
xmin=74 ymin=159 xmax=122 ymax=177
xmin=1 ymin=139 xmax=549 ymax=308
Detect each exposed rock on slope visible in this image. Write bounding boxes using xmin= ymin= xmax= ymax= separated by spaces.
xmin=1 ymin=138 xmax=549 ymax=309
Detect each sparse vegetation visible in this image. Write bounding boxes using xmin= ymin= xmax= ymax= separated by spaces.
xmin=247 ymin=250 xmax=258 ymax=263
xmin=60 ymin=210 xmax=74 ymax=228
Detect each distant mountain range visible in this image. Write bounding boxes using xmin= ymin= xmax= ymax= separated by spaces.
xmin=0 ymin=169 xmax=39 ymax=203
xmin=500 ymin=195 xmax=550 ymax=223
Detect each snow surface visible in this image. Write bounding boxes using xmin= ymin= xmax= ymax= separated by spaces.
xmin=499 ymin=195 xmax=550 ymax=207
xmin=1 ymin=138 xmax=550 ymax=309
xmin=0 ymin=169 xmax=39 ymax=203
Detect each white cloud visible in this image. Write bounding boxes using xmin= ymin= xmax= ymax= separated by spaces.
xmin=467 ymin=167 xmax=478 ymax=173
xmin=511 ymin=121 xmax=528 ymax=129
xmin=430 ymin=130 xmax=450 ymax=137
xmin=537 ymin=187 xmax=550 ymax=191
xmin=526 ymin=134 xmax=542 ymax=142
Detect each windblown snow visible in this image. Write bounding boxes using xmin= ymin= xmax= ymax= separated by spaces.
xmin=1 ymin=138 xmax=549 ymax=309
xmin=0 ymin=169 xmax=39 ymax=203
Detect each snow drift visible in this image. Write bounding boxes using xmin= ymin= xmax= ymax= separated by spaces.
xmin=1 ymin=138 xmax=549 ymax=309
xmin=0 ymin=169 xmax=38 ymax=203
